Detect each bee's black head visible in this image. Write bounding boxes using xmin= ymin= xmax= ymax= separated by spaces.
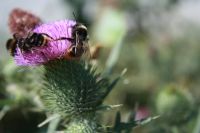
xmin=73 ymin=23 xmax=88 ymax=41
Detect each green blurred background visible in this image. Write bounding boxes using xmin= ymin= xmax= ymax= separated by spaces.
xmin=1 ymin=0 xmax=200 ymax=132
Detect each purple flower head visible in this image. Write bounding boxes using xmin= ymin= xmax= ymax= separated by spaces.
xmin=9 ymin=8 xmax=42 ymax=37
xmin=14 ymin=20 xmax=76 ymax=66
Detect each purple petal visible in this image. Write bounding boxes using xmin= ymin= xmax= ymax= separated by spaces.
xmin=14 ymin=20 xmax=76 ymax=66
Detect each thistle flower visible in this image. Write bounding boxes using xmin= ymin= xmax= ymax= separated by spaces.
xmin=8 ymin=8 xmax=42 ymax=37
xmin=7 ymin=8 xmax=157 ymax=132
xmin=14 ymin=20 xmax=76 ymax=66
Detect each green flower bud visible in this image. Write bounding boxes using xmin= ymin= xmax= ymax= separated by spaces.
xmin=156 ymin=84 xmax=194 ymax=125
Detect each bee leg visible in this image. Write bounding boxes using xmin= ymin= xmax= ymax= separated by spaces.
xmin=40 ymin=33 xmax=54 ymax=40
xmin=65 ymin=45 xmax=76 ymax=58
xmin=13 ymin=33 xmax=20 ymax=39
xmin=53 ymin=37 xmax=74 ymax=42
xmin=20 ymin=49 xmax=24 ymax=54
xmin=41 ymin=52 xmax=49 ymax=61
xmin=30 ymin=49 xmax=34 ymax=54
xmin=75 ymin=32 xmax=79 ymax=55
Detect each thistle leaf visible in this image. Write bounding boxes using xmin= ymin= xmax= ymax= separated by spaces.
xmin=112 ymin=111 xmax=159 ymax=132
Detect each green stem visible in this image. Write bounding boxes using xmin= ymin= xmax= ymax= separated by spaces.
xmin=193 ymin=108 xmax=200 ymax=133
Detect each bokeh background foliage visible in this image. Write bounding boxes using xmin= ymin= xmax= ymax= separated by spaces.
xmin=1 ymin=0 xmax=200 ymax=133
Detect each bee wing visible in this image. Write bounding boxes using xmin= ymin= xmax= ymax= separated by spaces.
xmin=80 ymin=41 xmax=91 ymax=61
xmin=89 ymin=44 xmax=102 ymax=60
xmin=81 ymin=43 xmax=103 ymax=61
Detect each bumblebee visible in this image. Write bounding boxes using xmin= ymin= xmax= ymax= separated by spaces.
xmin=6 ymin=23 xmax=90 ymax=60
xmin=65 ymin=23 xmax=90 ymax=59
xmin=6 ymin=32 xmax=53 ymax=56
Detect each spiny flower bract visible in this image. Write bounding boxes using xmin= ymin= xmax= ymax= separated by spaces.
xmin=41 ymin=59 xmax=116 ymax=119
